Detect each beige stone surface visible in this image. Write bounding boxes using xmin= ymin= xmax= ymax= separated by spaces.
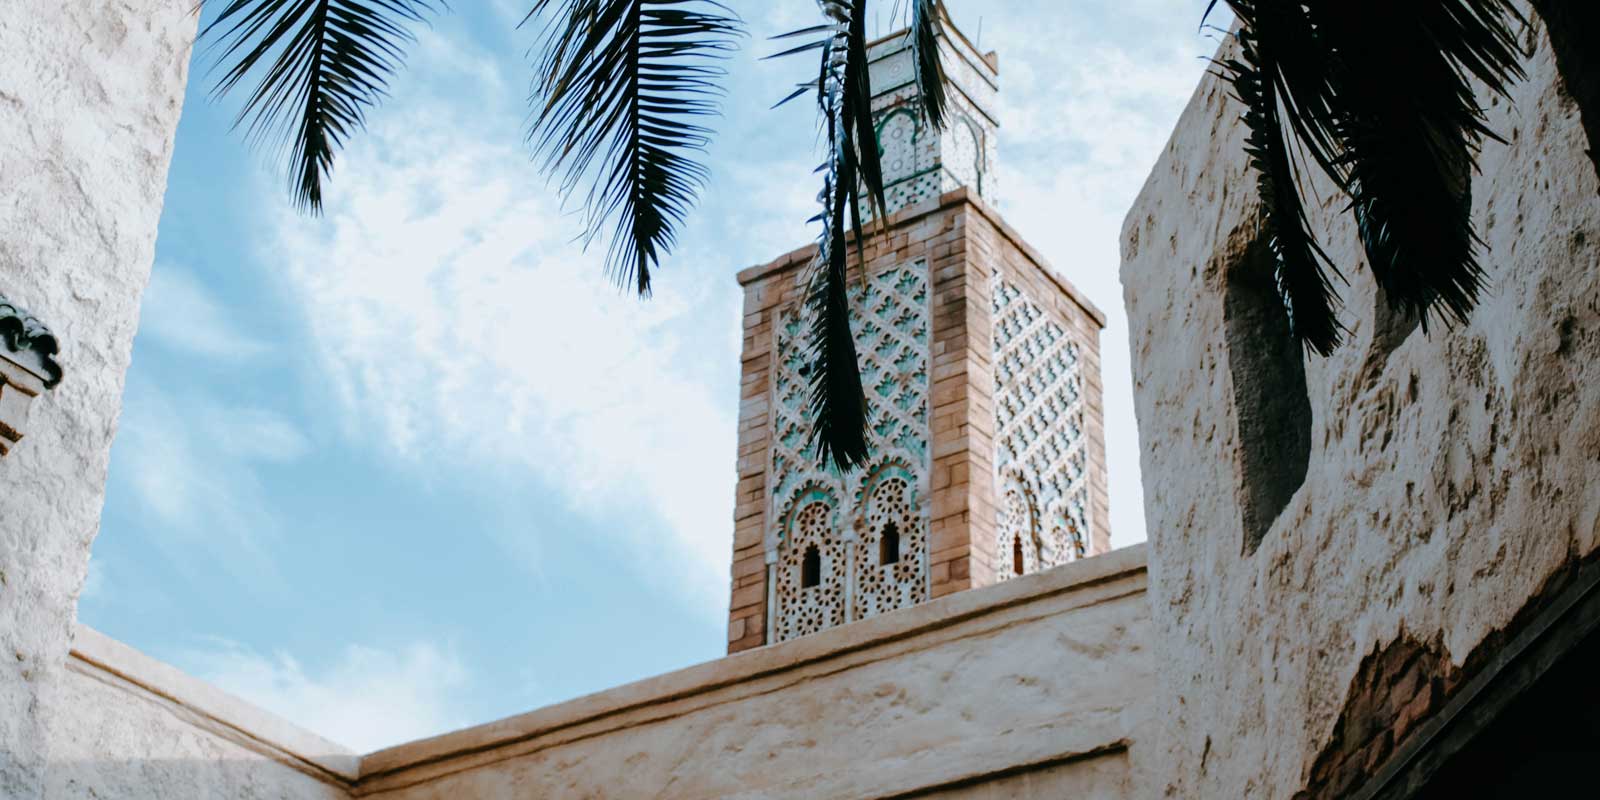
xmin=45 ymin=626 xmax=354 ymax=799
xmin=18 ymin=553 xmax=1148 ymax=800
xmin=1120 ymin=12 xmax=1600 ymax=799
xmin=359 ymin=545 xmax=1152 ymax=799
xmin=913 ymin=748 xmax=1131 ymax=799
xmin=0 ymin=3 xmax=196 ymax=796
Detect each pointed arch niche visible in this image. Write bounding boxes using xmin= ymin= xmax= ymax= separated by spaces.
xmin=852 ymin=458 xmax=928 ymax=622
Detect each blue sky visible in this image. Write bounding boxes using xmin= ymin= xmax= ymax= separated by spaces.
xmin=80 ymin=0 xmax=1224 ymax=751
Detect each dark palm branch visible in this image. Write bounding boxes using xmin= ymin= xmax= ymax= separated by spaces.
xmin=1212 ymin=0 xmax=1526 ymax=347
xmin=771 ymin=0 xmax=888 ymax=470
xmin=910 ymin=0 xmax=949 ymax=128
xmin=525 ymin=0 xmax=743 ymax=297
xmin=1212 ymin=1 xmax=1346 ymax=356
xmin=201 ymin=0 xmax=442 ymax=213
xmin=1314 ymin=0 xmax=1524 ymax=328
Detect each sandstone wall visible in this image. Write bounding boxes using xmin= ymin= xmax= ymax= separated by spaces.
xmin=46 ymin=627 xmax=356 ymax=800
xmin=0 ymin=2 xmax=196 ymax=796
xmin=1120 ymin=12 xmax=1600 ymax=799
xmin=358 ymin=546 xmax=1151 ymax=799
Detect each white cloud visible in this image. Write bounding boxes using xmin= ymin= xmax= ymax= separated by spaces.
xmin=203 ymin=405 xmax=312 ymax=464
xmin=113 ymin=379 xmax=307 ymax=591
xmin=139 ymin=264 xmax=268 ymax=360
xmin=254 ymin=2 xmax=1217 ymax=609
xmin=179 ymin=639 xmax=470 ymax=753
xmin=269 ymin=36 xmax=739 ymax=612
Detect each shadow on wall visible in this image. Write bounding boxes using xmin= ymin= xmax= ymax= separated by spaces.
xmin=1531 ymin=0 xmax=1600 ymax=191
xmin=1223 ymin=234 xmax=1312 ymax=558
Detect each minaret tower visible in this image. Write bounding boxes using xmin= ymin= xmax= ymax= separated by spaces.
xmin=726 ymin=17 xmax=1111 ymax=653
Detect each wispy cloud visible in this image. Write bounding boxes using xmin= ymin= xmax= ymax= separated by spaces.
xmin=113 ymin=378 xmax=308 ymax=597
xmin=139 ymin=264 xmax=269 ymax=360
xmin=179 ymin=639 xmax=471 ymax=753
xmin=267 ymin=35 xmax=740 ymax=612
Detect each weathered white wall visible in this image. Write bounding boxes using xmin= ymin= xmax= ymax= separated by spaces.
xmin=0 ymin=2 xmax=196 ymax=796
xmin=1121 ymin=12 xmax=1600 ymax=799
xmin=46 ymin=627 xmax=355 ymax=799
xmin=357 ymin=547 xmax=1152 ymax=800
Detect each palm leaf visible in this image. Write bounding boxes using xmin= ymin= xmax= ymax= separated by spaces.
xmin=910 ymin=0 xmax=948 ymax=128
xmin=773 ymin=0 xmax=887 ymax=470
xmin=1214 ymin=0 xmax=1527 ymax=343
xmin=1310 ymin=0 xmax=1525 ymax=329
xmin=525 ymin=0 xmax=743 ymax=297
xmin=201 ymin=0 xmax=441 ymax=213
xmin=1212 ymin=1 xmax=1346 ymax=355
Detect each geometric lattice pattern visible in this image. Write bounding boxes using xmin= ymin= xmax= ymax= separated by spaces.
xmin=852 ymin=460 xmax=927 ymax=621
xmin=773 ymin=486 xmax=849 ymax=643
xmin=768 ymin=263 xmax=933 ymax=642
xmin=992 ymin=277 xmax=1090 ymax=582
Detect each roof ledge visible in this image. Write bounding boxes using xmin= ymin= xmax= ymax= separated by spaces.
xmin=0 ymin=293 xmax=63 ymax=388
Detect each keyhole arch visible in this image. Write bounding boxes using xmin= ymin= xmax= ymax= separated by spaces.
xmin=801 ymin=544 xmax=821 ymax=589
xmin=880 ymin=521 xmax=901 ymax=565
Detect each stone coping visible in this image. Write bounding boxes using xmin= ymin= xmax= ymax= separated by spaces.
xmin=68 ymin=624 xmax=359 ymax=785
xmin=358 ymin=543 xmax=1146 ymax=785
xmin=736 ymin=187 xmax=1108 ymax=328
xmin=64 ymin=544 xmax=1145 ymax=794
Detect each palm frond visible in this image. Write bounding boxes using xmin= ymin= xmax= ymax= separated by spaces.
xmin=525 ymin=0 xmax=743 ymax=297
xmin=773 ymin=0 xmax=884 ymax=470
xmin=805 ymin=165 xmax=871 ymax=471
xmin=1214 ymin=1 xmax=1345 ymax=355
xmin=201 ymin=0 xmax=441 ymax=213
xmin=1215 ymin=0 xmax=1527 ymax=345
xmin=1311 ymin=0 xmax=1525 ymax=329
xmin=910 ymin=0 xmax=948 ymax=128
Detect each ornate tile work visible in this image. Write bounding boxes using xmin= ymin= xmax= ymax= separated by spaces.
xmin=852 ymin=458 xmax=927 ymax=621
xmin=768 ymin=262 xmax=932 ymax=642
xmin=875 ymin=106 xmax=942 ymax=215
xmin=997 ymin=469 xmax=1041 ymax=579
xmin=773 ymin=485 xmax=849 ymax=642
xmin=865 ymin=30 xmax=999 ymax=219
xmin=942 ymin=113 xmax=985 ymax=198
xmin=991 ymin=277 xmax=1091 ymax=582
xmin=0 ymin=293 xmax=63 ymax=387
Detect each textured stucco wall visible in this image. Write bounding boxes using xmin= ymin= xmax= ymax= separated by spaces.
xmin=1121 ymin=12 xmax=1600 ymax=799
xmin=0 ymin=2 xmax=195 ymax=796
xmin=359 ymin=547 xmax=1152 ymax=799
xmin=46 ymin=627 xmax=354 ymax=799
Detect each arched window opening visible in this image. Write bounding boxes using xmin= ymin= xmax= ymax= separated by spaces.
xmin=879 ymin=521 xmax=901 ymax=565
xmin=1225 ymin=237 xmax=1313 ymax=557
xmin=1012 ymin=535 xmax=1025 ymax=577
xmin=801 ymin=545 xmax=821 ymax=589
